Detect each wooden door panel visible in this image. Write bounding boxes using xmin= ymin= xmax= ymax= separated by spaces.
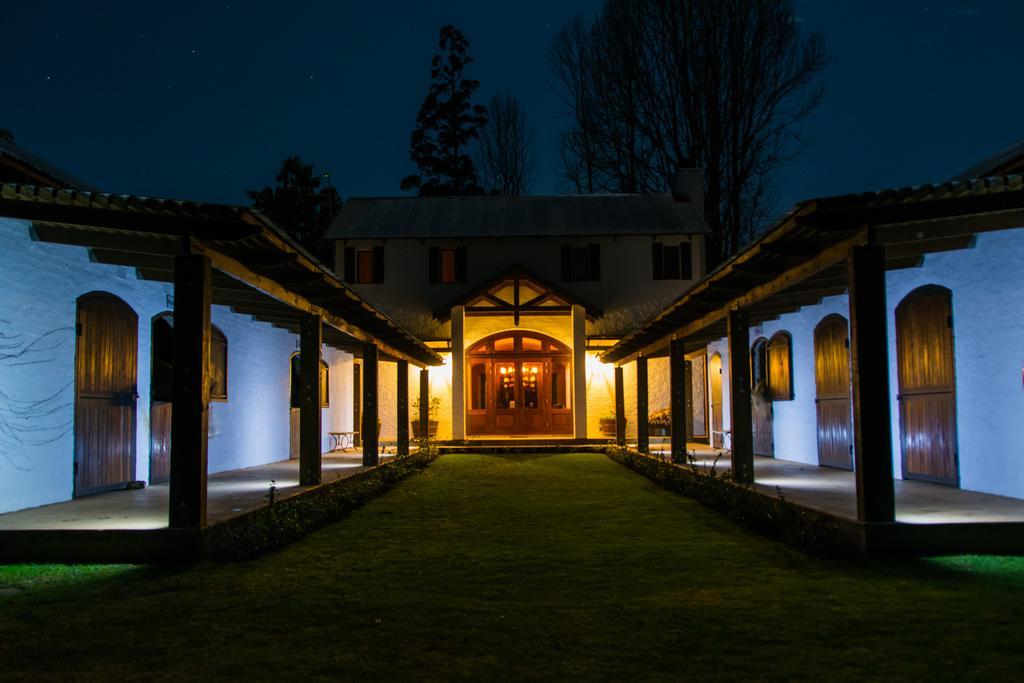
xmin=289 ymin=408 xmax=300 ymax=459
xmin=75 ymin=294 xmax=137 ymax=496
xmin=710 ymin=354 xmax=723 ymax=448
xmin=900 ymin=393 xmax=957 ymax=483
xmin=814 ymin=316 xmax=852 ymax=470
xmin=816 ymin=398 xmax=852 ymax=469
xmin=896 ymin=287 xmax=959 ymax=484
xmin=753 ymin=394 xmax=773 ymax=456
xmin=150 ymin=401 xmax=172 ymax=483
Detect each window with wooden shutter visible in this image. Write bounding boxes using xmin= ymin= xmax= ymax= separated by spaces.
xmin=561 ymin=244 xmax=600 ymax=282
xmin=430 ymin=246 xmax=468 ymax=284
xmin=767 ymin=331 xmax=793 ymax=401
xmin=653 ymin=241 xmax=694 ymax=280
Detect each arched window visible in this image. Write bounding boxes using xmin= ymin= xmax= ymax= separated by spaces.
xmin=210 ymin=325 xmax=228 ymax=401
xmin=290 ymin=354 xmax=329 ymax=408
xmin=767 ymin=331 xmax=793 ymax=401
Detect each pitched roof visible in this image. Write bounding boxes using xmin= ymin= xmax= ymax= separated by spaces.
xmin=326 ymin=194 xmax=709 ymax=240
xmin=951 ymin=137 xmax=1024 ymax=181
xmin=0 ymin=139 xmax=98 ymax=190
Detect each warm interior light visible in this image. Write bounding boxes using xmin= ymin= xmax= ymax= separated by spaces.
xmin=500 ymin=367 xmax=507 ymax=374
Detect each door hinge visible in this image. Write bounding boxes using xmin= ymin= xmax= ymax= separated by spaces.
xmin=849 ymin=444 xmax=853 ymax=454
xmin=844 ymin=337 xmax=850 ymax=349
xmin=75 ymin=323 xmax=83 ymax=337
xmin=73 ymin=461 xmax=79 ymax=476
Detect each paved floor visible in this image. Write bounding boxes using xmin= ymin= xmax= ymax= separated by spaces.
xmin=0 ymin=451 xmax=380 ymax=531
xmin=645 ymin=443 xmax=1024 ymax=524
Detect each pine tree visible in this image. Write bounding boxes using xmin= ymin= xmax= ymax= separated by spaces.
xmin=400 ymin=25 xmax=488 ymax=195
xmin=247 ymin=156 xmax=340 ymax=264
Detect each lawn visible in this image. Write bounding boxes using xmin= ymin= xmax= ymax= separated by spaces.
xmin=2 ymin=452 xmax=1024 ymax=681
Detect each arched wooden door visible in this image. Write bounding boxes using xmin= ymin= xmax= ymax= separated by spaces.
xmin=75 ymin=293 xmax=138 ymax=496
xmin=466 ymin=331 xmax=572 ymax=436
xmin=751 ymin=338 xmax=773 ymax=457
xmin=896 ymin=286 xmax=959 ymax=485
xmin=149 ymin=313 xmax=174 ymax=483
xmin=709 ymin=352 xmax=724 ymax=448
xmin=814 ymin=314 xmax=853 ymax=470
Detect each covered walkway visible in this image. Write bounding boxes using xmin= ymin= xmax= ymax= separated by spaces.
xmin=0 ymin=452 xmax=376 ymax=531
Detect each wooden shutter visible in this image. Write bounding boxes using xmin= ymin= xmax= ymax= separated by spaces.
xmin=767 ymin=332 xmax=793 ymax=401
xmin=372 ymin=246 xmax=385 ymax=283
xmin=456 ymin=245 xmax=468 ymax=283
xmin=560 ymin=244 xmax=572 ymax=281
xmin=652 ymin=243 xmax=664 ymax=280
xmin=343 ymin=247 xmax=356 ymax=283
xmin=588 ymin=243 xmax=600 ymax=281
xmin=680 ymin=242 xmax=693 ymax=279
xmin=428 ymin=246 xmax=440 ymax=284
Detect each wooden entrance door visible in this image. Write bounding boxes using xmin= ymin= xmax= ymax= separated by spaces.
xmin=751 ymin=338 xmax=773 ymax=457
xmin=466 ymin=332 xmax=573 ymax=436
xmin=149 ymin=313 xmax=174 ymax=483
xmin=896 ymin=286 xmax=959 ymax=485
xmin=74 ymin=293 xmax=138 ymax=496
xmin=709 ymin=353 xmax=723 ymax=447
xmin=814 ymin=315 xmax=853 ymax=469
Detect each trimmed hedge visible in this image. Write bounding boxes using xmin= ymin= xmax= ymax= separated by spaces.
xmin=203 ymin=451 xmax=439 ymax=561
xmin=605 ymin=447 xmax=862 ymax=557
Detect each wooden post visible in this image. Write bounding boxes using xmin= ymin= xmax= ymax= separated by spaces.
xmin=396 ymin=360 xmax=409 ymax=457
xmin=362 ymin=343 xmax=379 ymax=466
xmin=637 ymin=356 xmax=649 ymax=454
xmin=670 ymin=339 xmax=687 ymax=463
xmin=299 ymin=314 xmax=322 ymax=486
xmin=419 ymin=368 xmax=430 ymax=445
xmin=614 ymin=366 xmax=626 ymax=446
xmin=728 ymin=308 xmax=754 ymax=484
xmin=169 ymin=251 xmax=210 ymax=528
xmin=848 ymin=244 xmax=895 ymax=523
xmin=571 ymin=304 xmax=588 ymax=439
xmin=451 ymin=305 xmax=465 ymax=440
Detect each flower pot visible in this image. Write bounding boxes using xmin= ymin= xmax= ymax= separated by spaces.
xmin=599 ymin=417 xmax=620 ymax=436
xmin=412 ymin=419 xmax=439 ymax=438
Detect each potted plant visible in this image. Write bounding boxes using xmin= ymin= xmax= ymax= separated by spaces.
xmin=648 ymin=408 xmax=672 ymax=437
xmin=599 ymin=411 xmax=621 ymax=436
xmin=411 ymin=395 xmax=440 ymax=438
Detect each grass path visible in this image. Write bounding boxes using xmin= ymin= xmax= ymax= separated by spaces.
xmin=2 ymin=453 xmax=1024 ymax=681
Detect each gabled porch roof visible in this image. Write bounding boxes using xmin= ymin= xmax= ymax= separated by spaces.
xmin=432 ymin=263 xmax=603 ymax=323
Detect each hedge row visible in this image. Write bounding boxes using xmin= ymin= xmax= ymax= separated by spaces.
xmin=605 ymin=447 xmax=862 ymax=557
xmin=203 ymin=451 xmax=439 ymax=561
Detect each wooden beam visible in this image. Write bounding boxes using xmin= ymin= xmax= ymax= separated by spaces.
xmin=637 ymin=356 xmax=649 ymax=455
xmin=202 ymin=248 xmax=433 ymax=368
xmin=670 ymin=339 xmax=687 ymax=463
xmin=419 ymin=368 xmax=429 ymax=443
xmin=396 ymin=360 xmax=409 ymax=457
xmin=614 ymin=366 xmax=626 ymax=446
xmin=728 ymin=309 xmax=753 ymax=484
xmin=848 ymin=245 xmax=895 ymax=523
xmin=617 ymin=229 xmax=868 ymax=364
xmin=30 ymin=223 xmax=180 ymax=255
xmin=362 ymin=343 xmax=379 ymax=466
xmin=168 ymin=252 xmax=211 ymax=528
xmin=0 ymin=194 xmax=261 ymax=241
xmin=299 ymin=314 xmax=322 ymax=486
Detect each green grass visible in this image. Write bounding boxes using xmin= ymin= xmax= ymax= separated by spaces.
xmin=3 ymin=452 xmax=1024 ymax=681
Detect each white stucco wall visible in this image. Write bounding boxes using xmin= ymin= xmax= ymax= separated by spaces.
xmin=0 ymin=217 xmax=328 ymax=513
xmin=338 ymin=234 xmax=705 ymax=338
xmin=707 ymin=227 xmax=1024 ymax=500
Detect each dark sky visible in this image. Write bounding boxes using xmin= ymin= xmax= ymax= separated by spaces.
xmin=4 ymin=1 xmax=1019 ymax=220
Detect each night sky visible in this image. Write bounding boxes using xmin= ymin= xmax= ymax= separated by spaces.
xmin=4 ymin=1 xmax=1019 ymax=220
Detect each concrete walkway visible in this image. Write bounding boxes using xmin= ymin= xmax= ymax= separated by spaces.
xmin=645 ymin=443 xmax=1024 ymax=524
xmin=0 ymin=452 xmax=379 ymax=531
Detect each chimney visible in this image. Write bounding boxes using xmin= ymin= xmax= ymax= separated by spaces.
xmin=671 ymin=166 xmax=704 ymax=220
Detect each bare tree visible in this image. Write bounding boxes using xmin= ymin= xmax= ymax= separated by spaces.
xmin=476 ymin=92 xmax=537 ymax=195
xmin=549 ymin=0 xmax=829 ymax=264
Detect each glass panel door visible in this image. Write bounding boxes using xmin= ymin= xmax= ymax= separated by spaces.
xmin=520 ymin=361 xmax=544 ymax=433
xmin=493 ymin=361 xmax=518 ymax=433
